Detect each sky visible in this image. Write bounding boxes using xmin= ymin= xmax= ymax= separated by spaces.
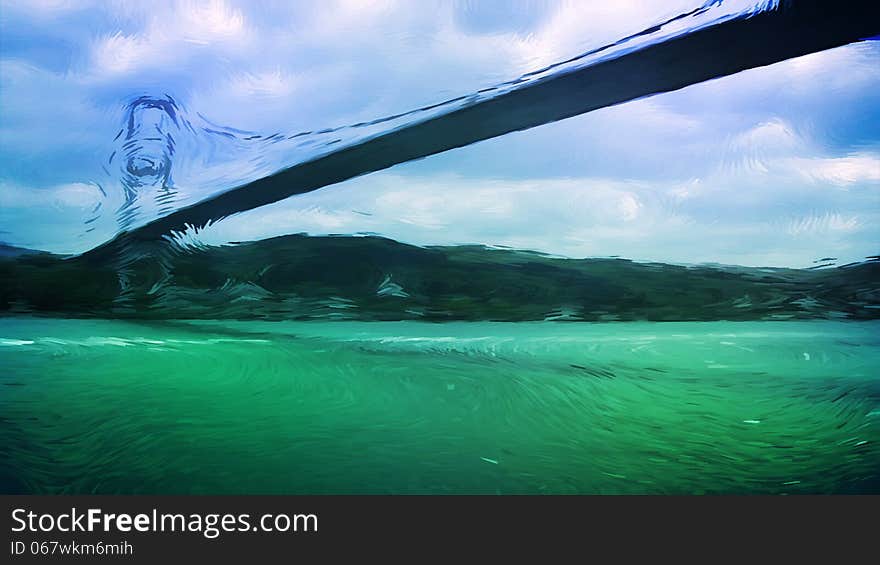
xmin=0 ymin=0 xmax=878 ymax=267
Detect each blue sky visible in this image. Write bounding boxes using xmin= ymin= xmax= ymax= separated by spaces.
xmin=1 ymin=0 xmax=878 ymax=267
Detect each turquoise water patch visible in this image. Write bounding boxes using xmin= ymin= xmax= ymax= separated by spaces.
xmin=1 ymin=317 xmax=878 ymax=494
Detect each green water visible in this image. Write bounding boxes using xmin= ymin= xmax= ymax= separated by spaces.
xmin=1 ymin=317 xmax=878 ymax=494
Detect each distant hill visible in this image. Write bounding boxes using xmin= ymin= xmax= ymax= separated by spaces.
xmin=0 ymin=243 xmax=46 ymax=258
xmin=1 ymin=234 xmax=877 ymax=321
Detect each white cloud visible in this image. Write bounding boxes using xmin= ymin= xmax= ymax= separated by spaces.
xmin=86 ymin=0 xmax=250 ymax=79
xmin=228 ymin=69 xmax=297 ymax=98
xmin=91 ymin=32 xmax=151 ymax=75
xmin=0 ymin=181 xmax=103 ymax=209
xmin=785 ymin=213 xmax=861 ymax=236
xmin=785 ymin=154 xmax=880 ymax=187
xmin=177 ymin=0 xmax=245 ymax=40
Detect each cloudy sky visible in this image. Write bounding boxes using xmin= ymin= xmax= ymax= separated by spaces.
xmin=1 ymin=0 xmax=878 ymax=267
